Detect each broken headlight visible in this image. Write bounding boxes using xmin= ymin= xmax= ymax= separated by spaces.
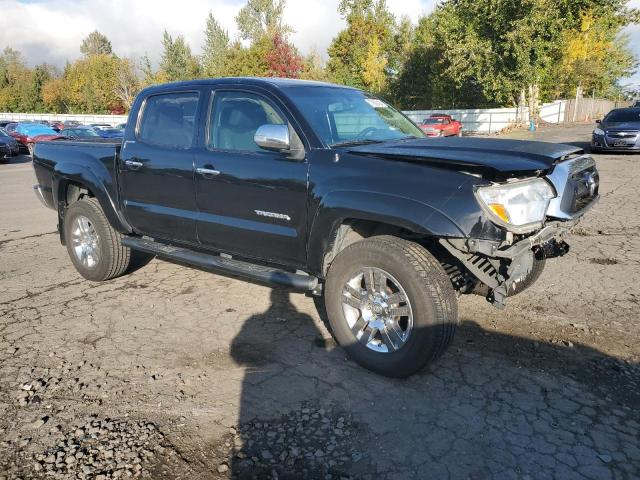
xmin=475 ymin=178 xmax=556 ymax=233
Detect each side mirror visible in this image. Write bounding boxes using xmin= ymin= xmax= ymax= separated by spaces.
xmin=254 ymin=124 xmax=290 ymax=152
xmin=595 ymin=119 xmax=601 ymax=124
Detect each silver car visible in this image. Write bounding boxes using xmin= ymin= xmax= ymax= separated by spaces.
xmin=592 ymin=108 xmax=640 ymax=152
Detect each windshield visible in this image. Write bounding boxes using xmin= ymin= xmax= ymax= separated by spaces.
xmin=284 ymin=86 xmax=424 ymax=146
xmin=423 ymin=118 xmax=445 ymax=125
xmin=604 ymin=109 xmax=640 ymax=123
xmin=0 ymin=128 xmax=9 ymax=137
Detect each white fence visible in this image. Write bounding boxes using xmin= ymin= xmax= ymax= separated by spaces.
xmin=404 ymin=101 xmax=567 ymax=134
xmin=404 ymin=98 xmax=627 ymax=134
xmin=0 ymin=112 xmax=128 ymax=126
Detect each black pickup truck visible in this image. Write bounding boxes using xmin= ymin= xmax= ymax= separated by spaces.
xmin=32 ymin=78 xmax=599 ymax=377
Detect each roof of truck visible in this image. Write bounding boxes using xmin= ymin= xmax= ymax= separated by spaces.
xmin=139 ymin=77 xmax=356 ymax=95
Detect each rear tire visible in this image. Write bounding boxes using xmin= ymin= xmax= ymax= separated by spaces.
xmin=63 ymin=197 xmax=131 ymax=281
xmin=324 ymin=236 xmax=458 ymax=378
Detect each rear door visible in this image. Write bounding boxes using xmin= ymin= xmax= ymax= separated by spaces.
xmin=119 ymin=91 xmax=201 ymax=243
xmin=193 ymin=88 xmax=309 ymax=266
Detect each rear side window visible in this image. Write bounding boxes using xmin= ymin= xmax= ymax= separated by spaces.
xmin=138 ymin=92 xmax=199 ymax=148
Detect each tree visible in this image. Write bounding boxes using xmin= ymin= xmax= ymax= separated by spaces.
xmin=362 ymin=36 xmax=387 ymax=93
xmin=327 ymin=0 xmax=396 ymax=91
xmin=80 ymin=31 xmax=113 ymax=57
xmin=159 ymin=31 xmax=200 ymax=82
xmin=553 ymin=10 xmax=637 ymax=98
xmin=300 ymin=49 xmax=329 ymax=81
xmin=113 ymin=58 xmax=140 ymax=110
xmin=139 ymin=53 xmax=157 ymax=87
xmin=63 ymin=54 xmax=128 ymax=113
xmin=393 ymin=0 xmax=639 ymax=109
xmin=42 ymin=77 xmax=68 ymax=113
xmin=236 ymin=0 xmax=291 ymax=43
xmin=202 ymin=12 xmax=230 ymax=78
xmin=222 ymin=38 xmax=271 ymax=77
xmin=265 ymin=33 xmax=304 ymax=78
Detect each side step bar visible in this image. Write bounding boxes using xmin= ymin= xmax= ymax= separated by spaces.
xmin=122 ymin=237 xmax=319 ymax=291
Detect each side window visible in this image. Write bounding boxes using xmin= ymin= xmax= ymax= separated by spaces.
xmin=138 ymin=92 xmax=199 ymax=149
xmin=208 ymin=91 xmax=286 ymax=152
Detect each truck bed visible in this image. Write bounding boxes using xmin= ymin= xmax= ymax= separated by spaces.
xmin=32 ymin=139 xmax=122 ymax=211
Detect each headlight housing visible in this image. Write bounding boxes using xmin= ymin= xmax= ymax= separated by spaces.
xmin=475 ymin=178 xmax=556 ymax=233
xmin=593 ymin=128 xmax=604 ymax=136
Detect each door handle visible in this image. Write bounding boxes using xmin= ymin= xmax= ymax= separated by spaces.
xmin=124 ymin=159 xmax=143 ymax=170
xmin=196 ymin=167 xmax=221 ymax=177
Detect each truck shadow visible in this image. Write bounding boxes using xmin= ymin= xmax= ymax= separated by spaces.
xmin=226 ymin=289 xmax=638 ymax=479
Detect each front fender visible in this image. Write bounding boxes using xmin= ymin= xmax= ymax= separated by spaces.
xmin=306 ymin=190 xmax=466 ymax=276
xmin=53 ymin=161 xmax=132 ymax=235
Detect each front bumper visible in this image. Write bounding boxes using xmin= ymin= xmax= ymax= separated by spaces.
xmin=592 ymin=133 xmax=640 ymax=152
xmin=440 ymin=196 xmax=598 ymax=308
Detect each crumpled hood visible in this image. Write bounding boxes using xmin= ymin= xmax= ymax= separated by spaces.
xmin=347 ymin=137 xmax=583 ymax=180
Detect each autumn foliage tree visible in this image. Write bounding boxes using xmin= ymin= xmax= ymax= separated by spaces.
xmin=266 ymin=33 xmax=304 ymax=78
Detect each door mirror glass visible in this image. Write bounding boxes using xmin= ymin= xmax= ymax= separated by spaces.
xmin=254 ymin=124 xmax=290 ymax=152
xmin=595 ymin=119 xmax=601 ymax=124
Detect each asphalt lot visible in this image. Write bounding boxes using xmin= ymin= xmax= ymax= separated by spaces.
xmin=1 ymin=123 xmax=639 ymax=479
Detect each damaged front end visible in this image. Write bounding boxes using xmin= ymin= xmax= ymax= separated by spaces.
xmin=439 ymin=154 xmax=600 ymax=308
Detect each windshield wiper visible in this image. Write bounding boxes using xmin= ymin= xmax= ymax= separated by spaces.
xmin=330 ymin=139 xmax=385 ymax=148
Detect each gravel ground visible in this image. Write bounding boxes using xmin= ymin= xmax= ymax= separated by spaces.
xmin=1 ymin=123 xmax=639 ymax=479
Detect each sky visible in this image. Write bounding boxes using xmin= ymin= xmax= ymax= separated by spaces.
xmin=1 ymin=0 xmax=639 ymax=87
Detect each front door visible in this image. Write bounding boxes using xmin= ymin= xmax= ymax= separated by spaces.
xmin=193 ymin=89 xmax=309 ymax=266
xmin=119 ymin=91 xmax=201 ymax=243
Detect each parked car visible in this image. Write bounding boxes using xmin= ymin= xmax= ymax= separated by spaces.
xmin=0 ymin=128 xmax=21 ymax=161
xmin=97 ymin=128 xmax=124 ymax=139
xmin=632 ymin=100 xmax=640 ymax=108
xmin=591 ymin=108 xmax=640 ymax=152
xmin=90 ymin=123 xmax=113 ymax=130
xmin=63 ymin=120 xmax=83 ymax=128
xmin=50 ymin=121 xmax=65 ymax=131
xmin=0 ymin=121 xmax=13 ymax=129
xmin=60 ymin=126 xmax=102 ymax=139
xmin=32 ymin=78 xmax=599 ymax=378
xmin=115 ymin=123 xmax=127 ymax=130
xmin=14 ymin=123 xmax=64 ymax=155
xmin=419 ymin=114 xmax=463 ymax=137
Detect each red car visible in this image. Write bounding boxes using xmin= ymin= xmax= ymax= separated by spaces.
xmin=419 ymin=114 xmax=463 ymax=137
xmin=10 ymin=123 xmax=64 ymax=155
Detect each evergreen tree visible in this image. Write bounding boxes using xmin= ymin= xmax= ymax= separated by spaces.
xmin=80 ymin=31 xmax=113 ymax=57
xmin=202 ymin=12 xmax=230 ymax=78
xmin=159 ymin=31 xmax=200 ymax=82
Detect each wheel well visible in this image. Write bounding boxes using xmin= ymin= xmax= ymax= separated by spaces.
xmin=58 ymin=182 xmax=95 ymax=246
xmin=320 ymin=220 xmax=478 ymax=294
xmin=64 ymin=182 xmax=94 ymax=205
xmin=321 ymin=219 xmax=427 ymax=275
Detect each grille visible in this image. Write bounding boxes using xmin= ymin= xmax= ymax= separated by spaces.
xmin=606 ymin=130 xmax=639 ymax=139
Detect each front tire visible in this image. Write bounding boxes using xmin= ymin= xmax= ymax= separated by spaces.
xmin=64 ymin=197 xmax=131 ymax=281
xmin=324 ymin=236 xmax=458 ymax=378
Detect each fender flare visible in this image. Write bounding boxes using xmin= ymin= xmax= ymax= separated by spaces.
xmin=52 ymin=161 xmax=132 ymax=235
xmin=306 ymin=190 xmax=466 ymax=276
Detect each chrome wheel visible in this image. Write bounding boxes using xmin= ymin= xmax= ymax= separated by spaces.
xmin=70 ymin=215 xmax=100 ymax=269
xmin=341 ymin=267 xmax=413 ymax=353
